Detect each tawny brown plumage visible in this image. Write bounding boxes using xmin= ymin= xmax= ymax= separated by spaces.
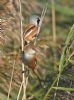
xmin=21 ymin=44 xmax=45 ymax=80
xmin=24 ymin=24 xmax=38 ymax=44
xmin=23 ymin=15 xmax=40 ymax=44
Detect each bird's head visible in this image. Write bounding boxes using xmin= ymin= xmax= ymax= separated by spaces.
xmin=29 ymin=15 xmax=40 ymax=26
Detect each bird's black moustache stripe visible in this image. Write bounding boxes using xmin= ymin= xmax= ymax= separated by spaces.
xmin=37 ymin=18 xmax=40 ymax=25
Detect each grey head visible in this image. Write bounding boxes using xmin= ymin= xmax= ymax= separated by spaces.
xmin=29 ymin=15 xmax=40 ymax=26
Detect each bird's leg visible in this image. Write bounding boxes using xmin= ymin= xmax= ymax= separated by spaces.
xmin=34 ymin=34 xmax=39 ymax=39
xmin=22 ymin=67 xmax=30 ymax=77
xmin=24 ymin=41 xmax=28 ymax=46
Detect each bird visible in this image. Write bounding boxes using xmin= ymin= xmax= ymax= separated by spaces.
xmin=23 ymin=15 xmax=40 ymax=45
xmin=21 ymin=44 xmax=46 ymax=81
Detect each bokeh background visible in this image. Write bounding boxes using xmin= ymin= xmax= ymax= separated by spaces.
xmin=0 ymin=0 xmax=74 ymax=100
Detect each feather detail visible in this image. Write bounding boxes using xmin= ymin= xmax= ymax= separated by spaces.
xmin=24 ymin=24 xmax=38 ymax=43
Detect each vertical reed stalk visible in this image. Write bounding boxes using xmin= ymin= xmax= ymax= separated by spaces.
xmin=7 ymin=60 xmax=15 ymax=100
xmin=19 ymin=0 xmax=28 ymax=99
xmin=51 ymin=0 xmax=57 ymax=71
xmin=51 ymin=0 xmax=56 ymax=43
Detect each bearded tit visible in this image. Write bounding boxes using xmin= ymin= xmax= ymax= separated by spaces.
xmin=21 ymin=44 xmax=46 ymax=81
xmin=23 ymin=15 xmax=40 ymax=45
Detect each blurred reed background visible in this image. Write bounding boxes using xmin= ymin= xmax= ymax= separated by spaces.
xmin=0 ymin=0 xmax=74 ymax=100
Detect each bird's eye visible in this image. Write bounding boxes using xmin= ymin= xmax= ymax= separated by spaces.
xmin=37 ymin=18 xmax=40 ymax=25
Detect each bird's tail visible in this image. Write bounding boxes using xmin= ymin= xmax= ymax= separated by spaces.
xmin=33 ymin=65 xmax=46 ymax=87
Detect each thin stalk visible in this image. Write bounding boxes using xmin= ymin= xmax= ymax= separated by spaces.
xmin=19 ymin=0 xmax=28 ymax=100
xmin=17 ymin=77 xmax=28 ymax=100
xmin=22 ymin=77 xmax=28 ymax=100
xmin=52 ymin=86 xmax=74 ymax=92
xmin=7 ymin=60 xmax=15 ymax=100
xmin=53 ymin=76 xmax=60 ymax=100
xmin=43 ymin=74 xmax=60 ymax=100
xmin=38 ymin=0 xmax=48 ymax=33
xmin=68 ymin=51 xmax=74 ymax=61
xmin=0 ymin=18 xmax=1 ymax=33
xmin=51 ymin=0 xmax=57 ymax=71
xmin=51 ymin=0 xmax=56 ymax=43
xmin=34 ymin=0 xmax=48 ymax=45
xmin=17 ymin=81 xmax=23 ymax=100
